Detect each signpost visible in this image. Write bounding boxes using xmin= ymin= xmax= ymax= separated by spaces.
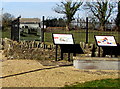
xmin=95 ymin=36 xmax=117 ymax=47
xmin=94 ymin=35 xmax=118 ymax=57
xmin=53 ymin=34 xmax=84 ymax=61
xmin=53 ymin=34 xmax=74 ymax=61
xmin=53 ymin=34 xmax=74 ymax=45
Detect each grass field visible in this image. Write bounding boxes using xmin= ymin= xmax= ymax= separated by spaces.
xmin=20 ymin=33 xmax=41 ymax=41
xmin=1 ymin=29 xmax=119 ymax=44
xmin=64 ymin=78 xmax=120 ymax=88
xmin=1 ymin=29 xmax=11 ymax=39
xmin=44 ymin=30 xmax=119 ymax=44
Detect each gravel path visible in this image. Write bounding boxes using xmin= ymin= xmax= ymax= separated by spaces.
xmin=1 ymin=59 xmax=119 ymax=87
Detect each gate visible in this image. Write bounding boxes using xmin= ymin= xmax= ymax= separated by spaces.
xmin=11 ymin=16 xmax=21 ymax=41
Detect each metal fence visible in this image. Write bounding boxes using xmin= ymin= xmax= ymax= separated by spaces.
xmin=11 ymin=16 xmax=119 ymax=44
xmin=11 ymin=16 xmax=43 ymax=42
xmin=43 ymin=16 xmax=119 ymax=44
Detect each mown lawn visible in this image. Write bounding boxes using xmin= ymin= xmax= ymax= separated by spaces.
xmin=63 ymin=78 xmax=120 ymax=88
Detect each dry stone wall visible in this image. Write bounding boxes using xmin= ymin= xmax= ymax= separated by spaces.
xmin=79 ymin=42 xmax=103 ymax=57
xmin=1 ymin=38 xmax=56 ymax=60
xmin=1 ymin=38 xmax=101 ymax=60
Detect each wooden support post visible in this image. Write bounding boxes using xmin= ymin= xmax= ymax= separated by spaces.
xmin=61 ymin=50 xmax=63 ymax=60
xmin=73 ymin=53 xmax=76 ymax=56
xmin=55 ymin=45 xmax=58 ymax=61
xmin=98 ymin=47 xmax=100 ymax=57
xmin=110 ymin=50 xmax=113 ymax=58
xmin=68 ymin=52 xmax=70 ymax=62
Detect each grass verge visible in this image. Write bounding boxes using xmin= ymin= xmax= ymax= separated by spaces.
xmin=63 ymin=78 xmax=120 ymax=88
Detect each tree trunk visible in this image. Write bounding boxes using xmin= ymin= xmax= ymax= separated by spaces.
xmin=66 ymin=25 xmax=69 ymax=31
xmin=66 ymin=23 xmax=70 ymax=31
xmin=100 ymin=26 xmax=104 ymax=31
xmin=100 ymin=22 xmax=105 ymax=31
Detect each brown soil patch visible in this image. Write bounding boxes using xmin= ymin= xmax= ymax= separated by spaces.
xmin=1 ymin=60 xmax=119 ymax=87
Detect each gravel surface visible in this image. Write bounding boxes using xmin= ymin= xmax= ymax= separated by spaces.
xmin=1 ymin=59 xmax=119 ymax=87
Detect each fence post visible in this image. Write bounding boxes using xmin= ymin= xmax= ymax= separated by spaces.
xmin=86 ymin=17 xmax=88 ymax=43
xmin=18 ymin=16 xmax=21 ymax=42
xmin=11 ymin=16 xmax=21 ymax=42
xmin=42 ymin=16 xmax=45 ymax=42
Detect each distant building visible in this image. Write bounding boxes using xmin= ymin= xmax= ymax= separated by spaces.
xmin=20 ymin=18 xmax=41 ymax=29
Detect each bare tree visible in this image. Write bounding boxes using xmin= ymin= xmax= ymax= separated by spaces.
xmin=85 ymin=0 xmax=116 ymax=31
xmin=53 ymin=0 xmax=83 ymax=31
xmin=2 ymin=13 xmax=14 ymax=31
xmin=115 ymin=1 xmax=120 ymax=31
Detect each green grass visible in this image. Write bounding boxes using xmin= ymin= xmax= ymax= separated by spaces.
xmin=20 ymin=33 xmax=41 ymax=41
xmin=44 ymin=30 xmax=119 ymax=44
xmin=1 ymin=29 xmax=119 ymax=44
xmin=63 ymin=78 xmax=120 ymax=88
xmin=1 ymin=29 xmax=11 ymax=39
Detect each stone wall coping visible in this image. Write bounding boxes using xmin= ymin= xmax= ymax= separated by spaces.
xmin=73 ymin=57 xmax=120 ymax=61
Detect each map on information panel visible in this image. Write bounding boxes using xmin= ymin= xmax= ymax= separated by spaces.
xmin=95 ymin=36 xmax=117 ymax=46
xmin=53 ymin=34 xmax=74 ymax=44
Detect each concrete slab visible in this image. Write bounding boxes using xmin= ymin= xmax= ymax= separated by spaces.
xmin=73 ymin=57 xmax=120 ymax=70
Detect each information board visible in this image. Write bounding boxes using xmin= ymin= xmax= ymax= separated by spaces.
xmin=53 ymin=34 xmax=74 ymax=45
xmin=95 ymin=35 xmax=117 ymax=46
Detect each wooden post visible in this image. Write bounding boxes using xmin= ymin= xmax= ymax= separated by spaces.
xmin=73 ymin=53 xmax=76 ymax=56
xmin=61 ymin=49 xmax=63 ymax=60
xmin=55 ymin=45 xmax=58 ymax=61
xmin=68 ymin=52 xmax=70 ymax=62
xmin=98 ymin=47 xmax=100 ymax=57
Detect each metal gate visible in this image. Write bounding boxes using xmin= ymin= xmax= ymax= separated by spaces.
xmin=11 ymin=16 xmax=21 ymax=41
